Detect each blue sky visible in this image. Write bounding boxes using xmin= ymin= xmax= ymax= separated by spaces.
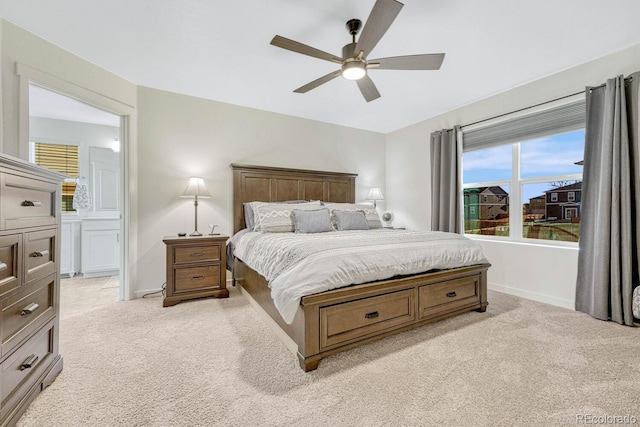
xmin=462 ymin=130 xmax=585 ymax=202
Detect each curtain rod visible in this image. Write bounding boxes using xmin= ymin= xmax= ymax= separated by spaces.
xmin=461 ymin=74 xmax=634 ymax=129
xmin=461 ymin=90 xmax=584 ymax=129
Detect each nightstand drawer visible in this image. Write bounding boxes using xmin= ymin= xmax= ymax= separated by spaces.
xmin=1 ymin=275 xmax=56 ymax=358
xmin=173 ymin=264 xmax=221 ymax=293
xmin=173 ymin=245 xmax=220 ymax=265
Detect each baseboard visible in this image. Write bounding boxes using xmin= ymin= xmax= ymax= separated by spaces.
xmin=488 ymin=282 xmax=574 ymax=310
xmin=134 ymin=288 xmax=163 ymax=299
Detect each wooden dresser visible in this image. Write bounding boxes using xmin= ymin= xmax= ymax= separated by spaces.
xmin=0 ymin=154 xmax=65 ymax=426
xmin=163 ymin=235 xmax=229 ymax=307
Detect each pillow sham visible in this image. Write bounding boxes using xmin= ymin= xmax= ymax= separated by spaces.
xmin=253 ymin=201 xmax=322 ymax=232
xmin=292 ymin=208 xmax=333 ymax=233
xmin=332 ymin=209 xmax=369 ymax=231
xmin=243 ymin=202 xmax=258 ymax=230
xmin=324 ymin=202 xmax=382 ymax=229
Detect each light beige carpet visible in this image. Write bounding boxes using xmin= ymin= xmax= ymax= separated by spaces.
xmin=16 ymin=279 xmax=640 ymax=427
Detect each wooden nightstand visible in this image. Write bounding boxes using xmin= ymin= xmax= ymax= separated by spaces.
xmin=163 ymin=235 xmax=229 ymax=307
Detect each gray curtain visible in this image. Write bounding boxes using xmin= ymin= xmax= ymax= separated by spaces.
xmin=576 ymin=72 xmax=640 ymax=326
xmin=430 ymin=127 xmax=460 ymax=233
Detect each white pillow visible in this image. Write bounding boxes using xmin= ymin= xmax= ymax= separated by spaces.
xmin=253 ymin=201 xmax=322 ymax=233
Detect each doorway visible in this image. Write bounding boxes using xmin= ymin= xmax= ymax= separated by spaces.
xmin=28 ymin=84 xmax=124 ymax=296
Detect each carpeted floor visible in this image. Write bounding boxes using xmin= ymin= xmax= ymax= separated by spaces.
xmin=16 ymin=278 xmax=640 ymax=427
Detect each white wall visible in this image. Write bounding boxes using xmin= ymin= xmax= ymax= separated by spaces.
xmin=386 ymin=42 xmax=640 ymax=309
xmin=136 ymin=86 xmax=386 ymax=296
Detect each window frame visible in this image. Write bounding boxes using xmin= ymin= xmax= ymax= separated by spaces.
xmin=458 ymin=95 xmax=585 ymax=248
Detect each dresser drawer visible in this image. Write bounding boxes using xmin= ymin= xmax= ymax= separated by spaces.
xmin=0 ymin=234 xmax=21 ymax=298
xmin=173 ymin=244 xmax=221 ymax=265
xmin=173 ymin=264 xmax=222 ymax=293
xmin=1 ymin=275 xmax=55 ymax=358
xmin=419 ymin=275 xmax=480 ymax=319
xmin=24 ymin=229 xmax=56 ymax=284
xmin=320 ymin=289 xmax=416 ymax=350
xmin=1 ymin=173 xmax=58 ymax=230
xmin=1 ymin=321 xmax=56 ymax=418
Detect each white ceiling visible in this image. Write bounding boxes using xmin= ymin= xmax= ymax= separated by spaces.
xmin=3 ymin=0 xmax=640 ymax=133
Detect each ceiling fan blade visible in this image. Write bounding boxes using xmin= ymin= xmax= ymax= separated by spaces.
xmin=368 ymin=53 xmax=445 ymax=70
xmin=294 ymin=70 xmax=342 ymax=93
xmin=354 ymin=0 xmax=404 ymax=58
xmin=356 ymin=75 xmax=381 ymax=102
xmin=271 ymin=35 xmax=343 ymax=64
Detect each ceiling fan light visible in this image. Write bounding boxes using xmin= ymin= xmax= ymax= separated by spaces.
xmin=341 ymin=61 xmax=366 ymax=80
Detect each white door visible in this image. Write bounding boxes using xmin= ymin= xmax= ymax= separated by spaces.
xmin=90 ymin=147 xmax=120 ymax=212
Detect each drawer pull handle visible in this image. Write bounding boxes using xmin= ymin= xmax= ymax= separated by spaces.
xmin=20 ymin=354 xmax=39 ymax=371
xmin=365 ymin=311 xmax=379 ymax=319
xmin=191 ymin=275 xmax=205 ymax=281
xmin=446 ymin=291 xmax=457 ymax=298
xmin=22 ymin=200 xmax=42 ymax=207
xmin=0 ymin=262 xmax=6 ymax=272
xmin=190 ymin=252 xmax=205 ymax=257
xmin=31 ymin=250 xmax=49 ymax=258
xmin=21 ymin=302 xmax=40 ymax=315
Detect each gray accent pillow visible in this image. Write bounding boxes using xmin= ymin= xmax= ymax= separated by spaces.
xmin=324 ymin=202 xmax=382 ymax=229
xmin=243 ymin=202 xmax=257 ymax=230
xmin=292 ymin=208 xmax=333 ymax=233
xmin=332 ymin=209 xmax=370 ymax=231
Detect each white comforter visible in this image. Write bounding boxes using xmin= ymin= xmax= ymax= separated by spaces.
xmin=233 ymin=229 xmax=489 ymax=324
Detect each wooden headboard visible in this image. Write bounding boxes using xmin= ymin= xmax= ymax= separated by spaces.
xmin=231 ymin=163 xmax=357 ymax=234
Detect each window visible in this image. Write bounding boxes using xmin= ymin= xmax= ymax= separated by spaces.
xmin=30 ymin=142 xmax=79 ymax=212
xmin=461 ymin=99 xmax=585 ymax=244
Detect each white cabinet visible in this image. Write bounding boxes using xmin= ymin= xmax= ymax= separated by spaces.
xmin=61 ymin=220 xmax=81 ymax=277
xmin=81 ymin=219 xmax=120 ymax=277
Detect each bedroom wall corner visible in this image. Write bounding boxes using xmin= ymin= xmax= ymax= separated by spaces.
xmin=136 ymin=86 xmax=386 ymax=297
xmin=385 ymin=41 xmax=640 ymax=312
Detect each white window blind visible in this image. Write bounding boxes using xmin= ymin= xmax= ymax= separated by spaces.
xmin=462 ymin=100 xmax=585 ymax=152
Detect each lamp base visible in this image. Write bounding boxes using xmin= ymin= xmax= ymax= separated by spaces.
xmin=189 ymin=231 xmax=203 ymax=237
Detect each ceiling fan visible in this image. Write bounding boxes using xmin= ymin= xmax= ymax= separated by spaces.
xmin=270 ymin=0 xmax=445 ymax=102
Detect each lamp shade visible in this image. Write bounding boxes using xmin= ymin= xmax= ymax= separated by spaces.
xmin=181 ymin=177 xmax=211 ymax=198
xmin=366 ymin=187 xmax=384 ymax=201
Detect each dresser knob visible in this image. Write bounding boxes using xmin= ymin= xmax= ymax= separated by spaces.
xmin=31 ymin=250 xmax=49 ymax=257
xmin=20 ymin=354 xmax=39 ymax=371
xmin=22 ymin=200 xmax=42 ymax=207
xmin=365 ymin=311 xmax=379 ymax=319
xmin=446 ymin=291 xmax=457 ymax=298
xmin=21 ymin=302 xmax=40 ymax=315
xmin=191 ymin=275 xmax=205 ymax=281
xmin=189 ymin=252 xmax=205 ymax=257
xmin=0 ymin=262 xmax=6 ymax=272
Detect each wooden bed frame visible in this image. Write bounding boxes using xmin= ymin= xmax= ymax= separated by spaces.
xmin=231 ymin=163 xmax=489 ymax=371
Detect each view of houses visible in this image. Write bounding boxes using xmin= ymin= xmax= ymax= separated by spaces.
xmin=464 ymin=181 xmax=581 ymax=242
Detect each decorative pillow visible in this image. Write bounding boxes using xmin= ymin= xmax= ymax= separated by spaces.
xmin=253 ymin=201 xmax=321 ymax=232
xmin=292 ymin=208 xmax=333 ymax=233
xmin=332 ymin=210 xmax=369 ymax=231
xmin=324 ymin=202 xmax=382 ymax=229
xmin=243 ymin=202 xmax=258 ymax=230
